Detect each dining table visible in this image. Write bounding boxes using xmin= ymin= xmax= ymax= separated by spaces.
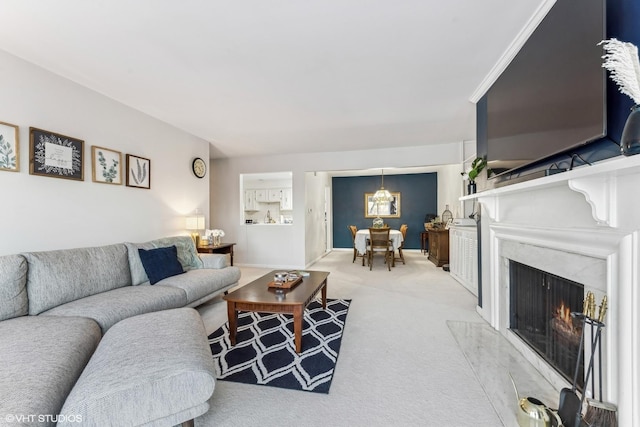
xmin=354 ymin=229 xmax=404 ymax=259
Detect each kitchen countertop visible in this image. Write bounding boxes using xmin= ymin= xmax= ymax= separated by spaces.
xmin=245 ymin=222 xmax=293 ymax=225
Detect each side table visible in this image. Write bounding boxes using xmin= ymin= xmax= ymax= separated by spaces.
xmin=197 ymin=243 xmax=236 ymax=266
xmin=420 ymin=231 xmax=429 ymax=255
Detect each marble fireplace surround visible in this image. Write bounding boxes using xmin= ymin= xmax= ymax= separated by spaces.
xmin=466 ymin=154 xmax=640 ymax=427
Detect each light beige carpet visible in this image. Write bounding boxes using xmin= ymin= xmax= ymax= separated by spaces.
xmin=196 ymin=250 xmax=557 ymax=426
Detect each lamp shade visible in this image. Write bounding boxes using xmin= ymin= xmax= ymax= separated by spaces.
xmin=372 ymin=188 xmax=393 ymax=202
xmin=185 ymin=214 xmax=205 ymax=230
xmin=372 ymin=169 xmax=393 ymax=202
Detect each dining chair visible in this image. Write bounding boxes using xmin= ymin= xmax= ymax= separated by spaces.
xmin=348 ymin=225 xmax=365 ymax=265
xmin=393 ymin=224 xmax=408 ymax=265
xmin=367 ymin=227 xmax=392 ymax=271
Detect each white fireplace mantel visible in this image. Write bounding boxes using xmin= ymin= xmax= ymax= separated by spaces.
xmin=462 ymin=154 xmax=640 ymax=229
xmin=462 ymin=154 xmax=640 ymax=427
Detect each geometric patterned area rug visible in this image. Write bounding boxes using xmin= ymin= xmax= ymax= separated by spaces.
xmin=208 ymin=298 xmax=351 ymax=393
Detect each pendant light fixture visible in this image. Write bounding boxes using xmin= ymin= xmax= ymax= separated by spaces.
xmin=371 ymin=169 xmax=392 ymax=228
xmin=372 ymin=169 xmax=393 ymax=203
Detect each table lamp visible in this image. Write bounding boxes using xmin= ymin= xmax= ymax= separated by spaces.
xmin=185 ymin=212 xmax=205 ymax=246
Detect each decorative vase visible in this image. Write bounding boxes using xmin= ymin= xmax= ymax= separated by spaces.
xmin=372 ymin=217 xmax=384 ymax=228
xmin=467 ymin=181 xmax=477 ymax=195
xmin=213 ymin=235 xmax=221 ymax=246
xmin=621 ymin=105 xmax=640 ymax=156
xmin=441 ymin=204 xmax=453 ymax=224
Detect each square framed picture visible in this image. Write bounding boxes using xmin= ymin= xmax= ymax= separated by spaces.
xmin=91 ymin=146 xmax=122 ymax=185
xmin=29 ymin=127 xmax=84 ymax=181
xmin=126 ymin=154 xmax=151 ymax=189
xmin=0 ymin=121 xmax=19 ymax=172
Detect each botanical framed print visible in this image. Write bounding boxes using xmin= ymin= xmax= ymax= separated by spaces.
xmin=29 ymin=127 xmax=84 ymax=180
xmin=0 ymin=121 xmax=19 ymax=172
xmin=91 ymin=146 xmax=122 ymax=185
xmin=364 ymin=192 xmax=401 ymax=218
xmin=126 ymin=154 xmax=151 ymax=189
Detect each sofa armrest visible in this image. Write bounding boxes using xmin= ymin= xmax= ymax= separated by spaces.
xmin=199 ymin=254 xmax=227 ymax=269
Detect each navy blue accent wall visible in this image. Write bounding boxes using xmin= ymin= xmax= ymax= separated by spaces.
xmin=332 ymin=173 xmax=437 ymax=250
xmin=477 ymin=96 xmax=488 ymax=159
xmin=478 ymin=0 xmax=640 ymax=177
xmin=476 ymin=97 xmax=487 ymax=307
xmin=605 ymin=0 xmax=640 ymax=141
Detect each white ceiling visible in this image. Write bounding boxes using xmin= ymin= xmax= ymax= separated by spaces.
xmin=0 ymin=0 xmax=546 ymax=159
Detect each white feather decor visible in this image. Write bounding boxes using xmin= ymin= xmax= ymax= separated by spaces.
xmin=599 ymin=38 xmax=640 ymax=105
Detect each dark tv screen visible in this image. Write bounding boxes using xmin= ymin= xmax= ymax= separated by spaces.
xmin=486 ymin=0 xmax=606 ymax=178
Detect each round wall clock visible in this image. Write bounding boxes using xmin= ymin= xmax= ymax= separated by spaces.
xmin=192 ymin=157 xmax=207 ymax=178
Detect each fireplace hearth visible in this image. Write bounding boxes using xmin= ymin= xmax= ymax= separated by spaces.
xmin=509 ymin=261 xmax=585 ymax=388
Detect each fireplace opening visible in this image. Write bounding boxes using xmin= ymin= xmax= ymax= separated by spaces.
xmin=509 ymin=260 xmax=585 ymax=389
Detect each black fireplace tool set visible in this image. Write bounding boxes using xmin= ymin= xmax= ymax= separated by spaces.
xmin=557 ymin=292 xmax=617 ymax=427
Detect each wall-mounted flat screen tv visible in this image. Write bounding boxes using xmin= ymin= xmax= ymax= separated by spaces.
xmin=486 ymin=0 xmax=607 ymax=178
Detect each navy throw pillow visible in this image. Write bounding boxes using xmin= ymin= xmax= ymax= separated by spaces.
xmin=138 ymin=245 xmax=185 ymax=285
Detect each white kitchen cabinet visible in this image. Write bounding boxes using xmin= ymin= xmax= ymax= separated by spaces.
xmin=254 ymin=189 xmax=268 ymax=203
xmin=280 ymin=188 xmax=293 ymax=210
xmin=244 ymin=190 xmax=258 ymax=211
xmin=245 ymin=187 xmax=292 ymax=210
xmin=449 ymin=225 xmax=478 ymax=296
xmin=267 ymin=188 xmax=282 ymax=202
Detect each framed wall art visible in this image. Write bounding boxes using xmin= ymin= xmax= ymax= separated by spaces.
xmin=364 ymin=192 xmax=401 ymax=218
xmin=126 ymin=154 xmax=151 ymax=189
xmin=91 ymin=146 xmax=122 ymax=185
xmin=29 ymin=127 xmax=84 ymax=180
xmin=0 ymin=121 xmax=19 ymax=172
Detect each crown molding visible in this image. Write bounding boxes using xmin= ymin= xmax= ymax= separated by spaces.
xmin=469 ymin=0 xmax=557 ymax=103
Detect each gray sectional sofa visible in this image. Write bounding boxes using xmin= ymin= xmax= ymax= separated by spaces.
xmin=0 ymin=236 xmax=241 ymax=426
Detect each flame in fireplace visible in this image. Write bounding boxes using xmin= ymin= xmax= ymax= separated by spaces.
xmin=555 ymin=301 xmax=572 ymax=327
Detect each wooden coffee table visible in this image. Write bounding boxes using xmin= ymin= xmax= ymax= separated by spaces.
xmin=223 ymin=270 xmax=329 ymax=353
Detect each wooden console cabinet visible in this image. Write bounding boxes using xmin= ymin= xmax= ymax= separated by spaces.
xmin=428 ymin=229 xmax=449 ymax=267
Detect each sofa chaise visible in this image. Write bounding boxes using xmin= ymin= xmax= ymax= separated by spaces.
xmin=0 ymin=236 xmax=240 ymax=426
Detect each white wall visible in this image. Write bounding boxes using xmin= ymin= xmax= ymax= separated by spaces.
xmin=304 ymin=171 xmax=331 ymax=265
xmin=436 ymin=164 xmax=465 ymax=219
xmin=210 ymin=143 xmax=464 ymax=268
xmin=462 ymin=140 xmax=478 ymax=218
xmin=0 ymin=51 xmax=210 ymax=255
